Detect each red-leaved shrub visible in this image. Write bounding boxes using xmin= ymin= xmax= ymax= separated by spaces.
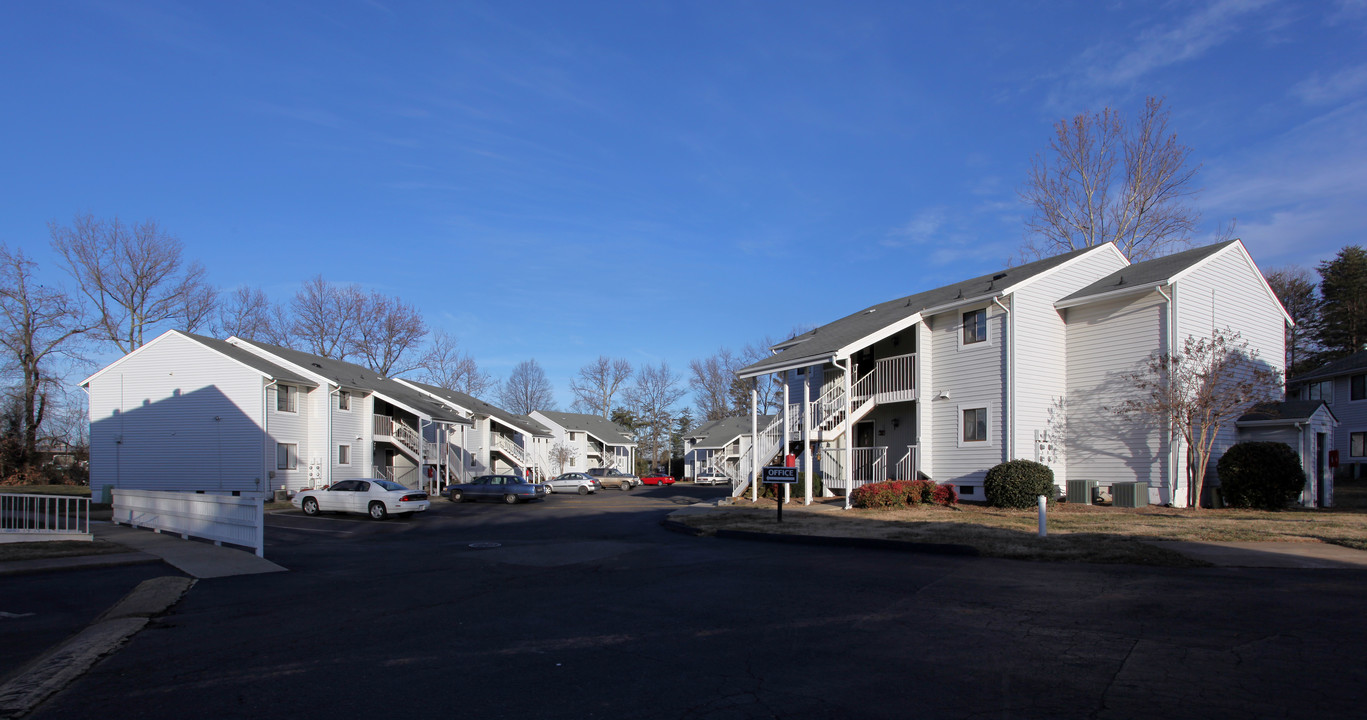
xmin=851 ymin=479 xmax=957 ymax=509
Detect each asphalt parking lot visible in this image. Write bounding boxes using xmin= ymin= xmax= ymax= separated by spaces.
xmin=13 ymin=482 xmax=1367 ymax=720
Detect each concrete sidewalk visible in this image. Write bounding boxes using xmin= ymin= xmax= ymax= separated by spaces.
xmin=93 ymin=522 xmax=287 ymax=579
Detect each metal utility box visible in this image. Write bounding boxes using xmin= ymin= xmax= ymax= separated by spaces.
xmin=1112 ymin=482 xmax=1148 ymax=508
xmin=1067 ymin=479 xmax=1096 ymax=505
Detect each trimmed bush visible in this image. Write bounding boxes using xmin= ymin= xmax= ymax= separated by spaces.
xmin=983 ymin=460 xmax=1054 ymax=509
xmin=1217 ymin=441 xmax=1305 ymax=511
xmin=850 ymin=479 xmax=958 ymax=509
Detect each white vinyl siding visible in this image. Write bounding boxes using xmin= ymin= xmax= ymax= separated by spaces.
xmin=87 ymin=333 xmax=272 ymax=497
xmin=277 ymin=443 xmax=298 ymax=470
xmin=929 ymin=306 xmax=1006 ymax=486
xmin=1064 ymin=291 xmax=1168 ymax=489
xmin=269 ymin=384 xmax=310 ymax=489
xmin=330 ymin=390 xmax=368 ymax=483
xmin=1011 ymin=248 xmax=1127 ymax=484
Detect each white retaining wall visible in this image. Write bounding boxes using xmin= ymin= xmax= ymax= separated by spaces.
xmin=112 ymin=489 xmax=265 ymax=557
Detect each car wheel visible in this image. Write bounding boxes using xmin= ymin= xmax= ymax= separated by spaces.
xmin=369 ymin=502 xmax=388 ymax=520
xmin=301 ymin=498 xmax=319 ymax=516
xmin=578 ymin=486 xmax=588 ymax=495
xmin=450 ymin=490 xmax=463 ymax=503
xmin=619 ymin=482 xmax=630 ymax=491
xmin=503 ymin=494 xmax=518 ymax=505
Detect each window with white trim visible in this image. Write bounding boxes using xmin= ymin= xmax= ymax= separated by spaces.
xmin=276 ymin=385 xmax=297 ymax=413
xmin=961 ymin=407 xmax=988 ymax=444
xmin=338 ymin=444 xmax=351 ymax=465
xmin=1353 ymin=375 xmax=1366 ymax=402
xmin=1306 ymin=380 xmax=1333 ymax=403
xmin=339 ymin=391 xmax=351 ymax=411
xmin=961 ymin=308 xmax=987 ymax=346
xmin=1352 ymin=433 xmax=1366 ymax=457
xmin=277 ymin=443 xmax=298 ymax=470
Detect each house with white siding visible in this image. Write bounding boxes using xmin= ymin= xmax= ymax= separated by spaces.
xmin=734 ymin=240 xmax=1290 ymax=507
xmin=529 ymin=411 xmax=637 ymax=474
xmin=395 ymin=379 xmax=555 ymax=481
xmin=83 ymin=330 xmax=471 ymax=499
xmin=682 ymin=415 xmax=771 ymax=482
xmin=1235 ymin=400 xmax=1336 ymax=507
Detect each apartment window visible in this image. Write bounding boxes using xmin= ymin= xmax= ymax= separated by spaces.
xmin=1352 ymin=375 xmax=1366 ymax=401
xmin=962 ymin=309 xmax=987 ymax=345
xmin=1352 ymin=433 xmax=1367 ymax=457
xmin=276 ymin=385 xmax=297 ymax=413
xmin=338 ymin=391 xmax=351 ymax=411
xmin=1307 ymin=380 xmax=1333 ymax=403
xmin=570 ymin=457 xmax=577 ymax=468
xmin=962 ymin=407 xmax=988 ymax=443
xmin=338 ymin=444 xmax=351 ymax=465
xmin=569 ymin=432 xmax=577 ymax=441
xmin=276 ymin=443 xmax=298 ymax=470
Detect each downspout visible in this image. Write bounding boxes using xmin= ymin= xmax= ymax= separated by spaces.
xmin=992 ymin=296 xmax=1013 ymax=461
xmin=1156 ymin=285 xmax=1178 ymax=505
xmin=327 ymin=384 xmax=339 ymax=491
xmin=419 ymin=416 xmax=433 ymax=490
xmin=263 ymin=379 xmax=278 ymax=493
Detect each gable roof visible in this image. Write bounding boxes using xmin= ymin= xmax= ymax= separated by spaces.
xmin=1236 ymin=400 xmax=1337 ymax=425
xmin=1057 ymin=241 xmax=1237 ymax=307
xmin=229 ymin=339 xmax=469 ymax=425
xmin=533 ymin=410 xmax=636 ymax=446
xmin=687 ymin=415 xmax=773 ymax=448
xmin=1288 ymin=349 xmax=1367 ymax=386
xmin=81 ymin=330 xmax=314 ymax=388
xmin=396 ymin=379 xmax=552 ymax=437
xmin=739 ymin=244 xmax=1114 ymax=377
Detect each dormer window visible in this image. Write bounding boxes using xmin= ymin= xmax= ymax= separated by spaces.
xmin=276 ymin=385 xmax=298 ymax=413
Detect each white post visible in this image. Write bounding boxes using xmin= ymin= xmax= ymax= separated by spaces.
xmin=842 ymin=359 xmax=853 ymax=510
xmin=1037 ymin=495 xmax=1047 ymax=537
xmin=782 ymin=371 xmax=791 ymax=505
xmin=750 ymin=381 xmax=759 ymax=502
xmin=803 ymin=366 xmax=812 ymax=505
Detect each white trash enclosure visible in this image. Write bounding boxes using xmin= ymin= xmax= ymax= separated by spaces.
xmin=113 ymin=490 xmax=265 ymax=557
xmin=0 ymin=494 xmax=92 ymax=543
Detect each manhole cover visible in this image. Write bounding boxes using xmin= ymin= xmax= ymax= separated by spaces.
xmin=468 ymin=542 xmax=502 ymax=549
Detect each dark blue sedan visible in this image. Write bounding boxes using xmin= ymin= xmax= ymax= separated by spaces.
xmin=447 ymin=475 xmax=549 ymax=504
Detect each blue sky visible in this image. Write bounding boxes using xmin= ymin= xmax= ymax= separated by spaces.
xmin=3 ymin=0 xmax=1366 ymax=410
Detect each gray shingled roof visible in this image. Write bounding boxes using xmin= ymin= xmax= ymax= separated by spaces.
xmin=688 ymin=415 xmax=773 ymax=448
xmin=1058 ymin=241 xmax=1236 ymax=305
xmin=740 ymin=245 xmax=1103 ymax=376
xmin=1288 ymin=349 xmax=1367 ymax=386
xmin=399 ymin=379 xmax=553 ymax=437
xmin=1237 ymin=400 xmax=1334 ymax=424
xmin=179 ymin=332 xmax=316 ymax=385
xmin=534 ymin=410 xmax=637 ymax=446
xmin=233 ymin=339 xmax=469 ymax=425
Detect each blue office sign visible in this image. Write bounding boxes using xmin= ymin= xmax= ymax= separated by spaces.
xmin=761 ymin=466 xmax=798 ymax=484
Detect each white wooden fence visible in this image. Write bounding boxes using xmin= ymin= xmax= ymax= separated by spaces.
xmin=113 ymin=489 xmax=265 ymax=557
xmin=0 ymin=494 xmax=92 ymax=543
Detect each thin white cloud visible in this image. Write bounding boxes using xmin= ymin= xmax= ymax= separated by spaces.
xmin=1085 ymin=0 xmax=1276 ymax=87
xmin=1293 ymin=62 xmax=1367 ymax=105
xmin=884 ymin=207 xmax=946 ymax=247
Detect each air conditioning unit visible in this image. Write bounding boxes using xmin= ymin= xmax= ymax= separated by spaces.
xmin=1066 ymin=479 xmax=1096 ymax=505
xmin=1112 ymin=482 xmax=1149 ymax=508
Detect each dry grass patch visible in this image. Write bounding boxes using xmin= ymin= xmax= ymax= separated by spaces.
xmin=0 ymin=484 xmax=91 ymax=497
xmin=677 ymin=498 xmax=1367 ymax=564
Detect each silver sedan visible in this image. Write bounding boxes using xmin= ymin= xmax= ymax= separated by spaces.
xmin=546 ymin=473 xmax=601 ymax=495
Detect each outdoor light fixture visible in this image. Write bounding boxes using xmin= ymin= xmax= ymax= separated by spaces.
xmin=891 ymin=417 xmax=900 ymax=428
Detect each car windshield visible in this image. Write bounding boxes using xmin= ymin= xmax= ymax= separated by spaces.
xmin=373 ymin=480 xmax=407 ymax=492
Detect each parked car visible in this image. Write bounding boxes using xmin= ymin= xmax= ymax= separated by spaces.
xmin=293 ymin=479 xmax=430 ymax=520
xmin=586 ymin=467 xmax=639 ymax=490
xmin=641 ymin=473 xmax=676 ymax=486
xmin=695 ymin=470 xmax=729 ymax=485
xmin=547 ymin=473 xmax=601 ymax=495
xmin=448 ymin=475 xmax=549 ymax=504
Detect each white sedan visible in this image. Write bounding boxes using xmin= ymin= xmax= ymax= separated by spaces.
xmin=293 ymin=478 xmax=430 ymax=520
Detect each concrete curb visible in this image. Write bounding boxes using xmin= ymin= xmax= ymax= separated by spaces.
xmin=0 ymin=576 xmax=194 ymax=719
xmin=659 ymin=519 xmax=706 ymax=537
xmin=713 ymin=528 xmax=980 ymax=556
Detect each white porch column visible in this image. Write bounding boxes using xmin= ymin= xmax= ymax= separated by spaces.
xmin=842 ymin=358 xmax=853 ymax=510
xmin=750 ymin=380 xmax=759 ymax=502
xmin=782 ymin=371 xmax=791 ymax=504
xmin=803 ymin=367 xmax=812 ymax=505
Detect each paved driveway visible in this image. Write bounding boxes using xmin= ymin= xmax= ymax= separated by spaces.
xmin=27 ymin=484 xmax=1367 ymax=719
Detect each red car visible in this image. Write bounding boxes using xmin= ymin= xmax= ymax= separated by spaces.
xmin=640 ymin=474 xmax=676 ymax=486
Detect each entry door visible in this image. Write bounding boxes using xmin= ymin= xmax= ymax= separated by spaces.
xmin=855 ymin=422 xmax=875 ymax=449
xmin=1316 ymin=433 xmax=1327 ymax=507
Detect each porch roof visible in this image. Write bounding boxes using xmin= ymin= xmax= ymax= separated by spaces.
xmin=534 ymin=410 xmax=636 ymax=446
xmin=739 ymin=244 xmax=1103 ymax=377
xmin=1236 ymin=400 xmax=1337 ymax=426
xmin=688 ymin=415 xmax=773 ymax=449
xmin=1288 ymin=349 xmax=1367 ymax=387
xmin=398 ymin=379 xmax=553 ymax=437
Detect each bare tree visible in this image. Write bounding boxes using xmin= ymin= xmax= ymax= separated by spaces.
xmin=628 ymin=362 xmax=685 ymax=472
xmin=1117 ymin=328 xmax=1281 ymax=509
xmin=689 ymin=348 xmax=741 ymax=422
xmin=498 ymin=359 xmax=556 ymax=415
xmin=215 ymin=286 xmax=289 ymax=343
xmin=0 ymin=246 xmax=87 ymax=468
xmin=569 ymin=357 xmax=633 ymax=419
xmin=1020 ymin=96 xmax=1200 ymax=262
xmin=1264 ymin=266 xmax=1321 ymax=375
xmin=549 ymin=442 xmax=575 ymax=475
xmin=49 ymin=214 xmax=216 ymax=353
xmin=289 ymin=276 xmax=365 ymax=359
xmin=353 ymin=292 xmax=427 ymax=377
xmin=418 ymin=330 xmax=495 ymax=397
